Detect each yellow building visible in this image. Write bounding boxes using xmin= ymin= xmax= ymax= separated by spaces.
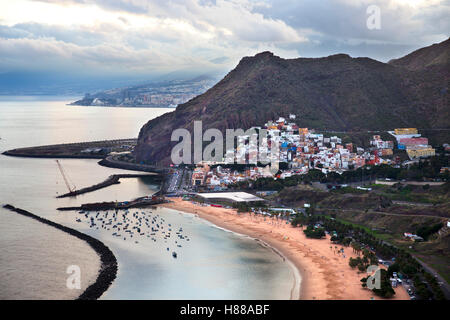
xmin=394 ymin=128 xmax=418 ymax=135
xmin=299 ymin=128 xmax=309 ymax=135
xmin=406 ymin=146 xmax=435 ymax=159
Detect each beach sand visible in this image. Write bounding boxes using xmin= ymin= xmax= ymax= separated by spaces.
xmin=161 ymin=198 xmax=410 ymax=300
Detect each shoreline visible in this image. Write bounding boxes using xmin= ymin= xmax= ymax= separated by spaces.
xmin=2 ymin=204 xmax=118 ymax=300
xmin=197 ymin=214 xmax=301 ymax=300
xmin=161 ymin=198 xmax=411 ymax=300
xmin=167 ymin=201 xmax=308 ymax=300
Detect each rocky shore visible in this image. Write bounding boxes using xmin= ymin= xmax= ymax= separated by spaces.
xmin=2 ymin=204 xmax=118 ymax=300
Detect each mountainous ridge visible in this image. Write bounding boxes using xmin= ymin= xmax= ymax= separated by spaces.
xmin=135 ymin=38 xmax=450 ymax=165
xmin=388 ymin=37 xmax=449 ymax=70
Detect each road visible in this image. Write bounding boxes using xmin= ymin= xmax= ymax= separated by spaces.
xmin=413 ymin=257 xmax=450 ymax=299
xmin=165 ymin=168 xmax=193 ymax=195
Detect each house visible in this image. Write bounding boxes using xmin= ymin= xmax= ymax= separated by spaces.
xmin=404 ymin=233 xmax=424 ymax=241
xmin=394 ymin=128 xmax=418 ymax=135
xmin=406 ymin=146 xmax=435 ymax=159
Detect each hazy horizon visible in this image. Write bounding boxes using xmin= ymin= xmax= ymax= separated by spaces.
xmin=0 ymin=0 xmax=449 ymax=94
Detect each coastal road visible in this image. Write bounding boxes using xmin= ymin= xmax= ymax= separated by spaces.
xmin=167 ymin=169 xmax=181 ymax=193
xmin=166 ymin=168 xmax=192 ymax=195
xmin=413 ymin=257 xmax=450 ymax=299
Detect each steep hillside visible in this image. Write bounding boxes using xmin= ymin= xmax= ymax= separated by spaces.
xmin=135 ymin=38 xmax=449 ymax=165
xmin=389 ymin=38 xmax=449 ymax=71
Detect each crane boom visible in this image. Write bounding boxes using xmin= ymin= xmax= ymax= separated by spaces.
xmin=56 ymin=160 xmax=76 ymax=193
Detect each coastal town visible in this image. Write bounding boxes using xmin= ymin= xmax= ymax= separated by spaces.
xmin=71 ymin=77 xmax=216 ymax=108
xmin=186 ymin=115 xmax=437 ymax=191
xmin=2 ymin=116 xmax=448 ymax=302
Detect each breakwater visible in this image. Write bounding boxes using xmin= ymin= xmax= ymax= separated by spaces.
xmin=98 ymin=156 xmax=167 ymax=174
xmin=57 ymin=196 xmax=165 ymax=211
xmin=2 ymin=204 xmax=118 ymax=300
xmin=57 ymin=173 xmax=160 ymax=198
xmin=2 ymin=139 xmax=136 ymax=159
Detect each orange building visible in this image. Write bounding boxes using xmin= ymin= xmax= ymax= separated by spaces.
xmin=299 ymin=128 xmax=309 ymax=135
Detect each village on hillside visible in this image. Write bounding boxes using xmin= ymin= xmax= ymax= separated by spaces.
xmin=189 ymin=115 xmax=438 ymax=190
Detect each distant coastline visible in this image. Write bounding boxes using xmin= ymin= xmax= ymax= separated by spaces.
xmin=67 ymin=102 xmax=176 ymax=109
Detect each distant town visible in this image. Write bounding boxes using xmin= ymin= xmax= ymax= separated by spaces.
xmin=70 ymin=77 xmax=217 ymax=108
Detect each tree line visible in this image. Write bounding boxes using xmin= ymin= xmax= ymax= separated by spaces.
xmin=290 ymin=212 xmax=446 ymax=300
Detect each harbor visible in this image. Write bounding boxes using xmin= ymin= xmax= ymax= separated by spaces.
xmin=0 ymin=98 xmax=296 ymax=300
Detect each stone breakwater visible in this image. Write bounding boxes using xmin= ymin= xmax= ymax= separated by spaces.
xmin=2 ymin=139 xmax=137 ymax=159
xmin=2 ymin=204 xmax=118 ymax=300
xmin=57 ymin=173 xmax=159 ymax=198
xmin=98 ymin=156 xmax=167 ymax=174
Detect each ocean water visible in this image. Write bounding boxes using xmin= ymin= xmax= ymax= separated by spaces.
xmin=0 ymin=96 xmax=297 ymax=299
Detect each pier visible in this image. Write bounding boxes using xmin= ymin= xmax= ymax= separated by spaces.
xmin=57 ymin=195 xmax=166 ymax=211
xmin=2 ymin=139 xmax=137 ymax=159
xmin=57 ymin=173 xmax=160 ymax=198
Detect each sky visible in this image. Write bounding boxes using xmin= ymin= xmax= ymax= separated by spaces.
xmin=0 ymin=0 xmax=449 ymax=90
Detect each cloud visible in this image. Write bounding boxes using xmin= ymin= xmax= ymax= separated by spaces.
xmin=252 ymin=0 xmax=449 ymax=60
xmin=0 ymin=0 xmax=448 ymax=80
xmin=0 ymin=0 xmax=306 ymax=77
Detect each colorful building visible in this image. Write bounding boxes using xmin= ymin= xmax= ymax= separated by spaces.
xmin=399 ymin=137 xmax=428 ymax=147
xmin=394 ymin=128 xmax=418 ymax=135
xmin=406 ymin=146 xmax=435 ymax=159
xmin=298 ymin=128 xmax=309 ymax=135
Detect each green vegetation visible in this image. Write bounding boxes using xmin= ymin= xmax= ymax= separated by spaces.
xmin=361 ymin=269 xmax=395 ymax=298
xmin=232 ymin=157 xmax=449 ymax=193
xmin=233 ymin=202 xmax=253 ymax=213
xmin=349 ymin=248 xmax=378 ymax=272
xmin=416 ymin=222 xmax=444 ymax=241
xmin=371 ymin=182 xmax=450 ymax=205
xmin=303 ymin=225 xmax=325 ymax=239
xmin=290 ymin=212 xmax=446 ymax=300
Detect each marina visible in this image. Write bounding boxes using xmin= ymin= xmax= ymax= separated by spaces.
xmin=0 ymin=97 xmax=297 ymax=300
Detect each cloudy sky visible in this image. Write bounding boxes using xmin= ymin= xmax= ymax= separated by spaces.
xmin=0 ymin=0 xmax=449 ymax=85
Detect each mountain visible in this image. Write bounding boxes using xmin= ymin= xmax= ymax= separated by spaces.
xmin=135 ymin=38 xmax=450 ymax=165
xmin=388 ymin=38 xmax=449 ymax=71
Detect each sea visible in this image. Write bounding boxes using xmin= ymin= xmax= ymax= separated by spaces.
xmin=0 ymin=96 xmax=298 ymax=299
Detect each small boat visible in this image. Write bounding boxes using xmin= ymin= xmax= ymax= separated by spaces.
xmin=172 ymin=252 xmax=177 ymax=258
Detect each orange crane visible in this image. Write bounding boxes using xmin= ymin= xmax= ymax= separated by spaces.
xmin=55 ymin=160 xmax=76 ymax=193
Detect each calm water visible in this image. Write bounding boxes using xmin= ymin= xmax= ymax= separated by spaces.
xmin=0 ymin=96 xmax=298 ymax=299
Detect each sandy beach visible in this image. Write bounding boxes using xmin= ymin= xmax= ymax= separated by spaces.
xmin=161 ymin=198 xmax=410 ymax=300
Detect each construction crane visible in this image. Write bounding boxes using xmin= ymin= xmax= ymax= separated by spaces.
xmin=55 ymin=160 xmax=76 ymax=193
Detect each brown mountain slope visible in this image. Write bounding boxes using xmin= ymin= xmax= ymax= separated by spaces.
xmin=135 ymin=38 xmax=449 ymax=165
xmin=389 ymin=37 xmax=449 ymax=71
